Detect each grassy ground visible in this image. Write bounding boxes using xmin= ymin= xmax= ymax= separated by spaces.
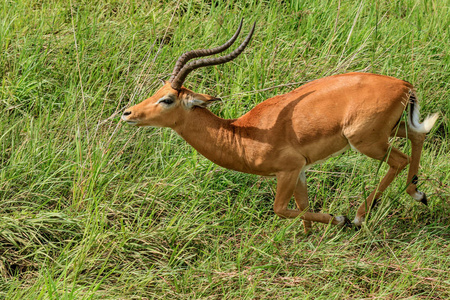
xmin=1 ymin=0 xmax=449 ymax=299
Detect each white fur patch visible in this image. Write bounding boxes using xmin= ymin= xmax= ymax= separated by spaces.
xmin=353 ymin=216 xmax=363 ymax=227
xmin=184 ymin=99 xmax=206 ymax=109
xmin=348 ymin=142 xmax=361 ymax=153
xmin=411 ymin=190 xmax=425 ymax=201
xmin=335 ymin=216 xmax=346 ymax=226
xmin=408 ymin=95 xmax=439 ymax=133
xmin=298 ymin=171 xmax=306 ymax=183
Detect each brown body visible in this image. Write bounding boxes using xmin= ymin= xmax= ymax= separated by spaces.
xmin=122 ymin=22 xmax=438 ymax=232
xmin=173 ymin=73 xmax=411 ymax=176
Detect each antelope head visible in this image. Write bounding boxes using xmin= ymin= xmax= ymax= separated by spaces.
xmin=121 ymin=19 xmax=255 ymax=128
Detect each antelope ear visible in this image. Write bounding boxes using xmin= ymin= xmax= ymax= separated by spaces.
xmin=159 ymin=78 xmax=169 ymax=85
xmin=182 ymin=91 xmax=220 ymax=109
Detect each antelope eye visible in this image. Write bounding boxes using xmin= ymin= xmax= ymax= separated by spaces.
xmin=158 ymin=98 xmax=174 ymax=105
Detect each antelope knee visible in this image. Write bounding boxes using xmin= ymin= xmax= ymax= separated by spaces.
xmin=273 ymin=206 xmax=288 ymax=218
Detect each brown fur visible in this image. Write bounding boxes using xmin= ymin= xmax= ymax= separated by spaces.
xmin=122 ymin=72 xmax=433 ymax=232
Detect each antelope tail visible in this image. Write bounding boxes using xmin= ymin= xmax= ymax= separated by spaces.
xmin=408 ymin=92 xmax=439 ymax=133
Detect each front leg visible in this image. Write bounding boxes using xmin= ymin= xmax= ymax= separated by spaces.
xmin=273 ymin=170 xmax=303 ymax=218
xmin=294 ymin=171 xmax=312 ymax=233
xmin=273 ymin=170 xmax=350 ymax=230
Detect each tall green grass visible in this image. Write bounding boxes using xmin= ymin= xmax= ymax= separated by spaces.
xmin=1 ymin=0 xmax=449 ymax=298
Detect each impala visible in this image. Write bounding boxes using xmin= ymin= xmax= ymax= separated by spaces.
xmin=122 ymin=20 xmax=438 ymax=232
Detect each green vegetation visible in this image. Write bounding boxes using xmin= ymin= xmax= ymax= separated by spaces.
xmin=1 ymin=0 xmax=449 ymax=298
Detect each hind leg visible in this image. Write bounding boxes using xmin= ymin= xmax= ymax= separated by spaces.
xmin=390 ymin=121 xmax=428 ymax=205
xmin=351 ymin=141 xmax=410 ymax=226
xmin=405 ymin=132 xmax=428 ymax=204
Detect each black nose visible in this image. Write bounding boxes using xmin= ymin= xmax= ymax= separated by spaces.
xmin=123 ymin=111 xmax=132 ymax=116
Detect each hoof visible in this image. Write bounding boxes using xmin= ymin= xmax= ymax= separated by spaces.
xmin=421 ymin=193 xmax=428 ymax=206
xmin=343 ymin=216 xmax=352 ymax=228
xmin=354 ymin=224 xmax=362 ymax=231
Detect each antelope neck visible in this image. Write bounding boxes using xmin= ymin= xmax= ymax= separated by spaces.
xmin=172 ymin=108 xmax=251 ymax=173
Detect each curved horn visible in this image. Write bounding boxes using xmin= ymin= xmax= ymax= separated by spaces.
xmin=169 ymin=19 xmax=243 ymax=82
xmin=171 ymin=22 xmax=256 ymax=90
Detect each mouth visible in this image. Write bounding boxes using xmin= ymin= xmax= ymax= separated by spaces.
xmin=121 ymin=115 xmax=138 ymax=125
